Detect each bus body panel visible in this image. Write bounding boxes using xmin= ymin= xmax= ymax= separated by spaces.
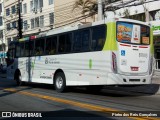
xmin=11 ymin=51 xmax=112 ymax=86
xmin=117 ymin=43 xmax=150 ymax=74
xmin=108 ymin=73 xmax=152 ymax=84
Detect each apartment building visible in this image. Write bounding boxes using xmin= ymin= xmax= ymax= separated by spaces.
xmin=4 ymin=0 xmax=19 ymax=44
xmin=0 ymin=0 xmax=6 ymax=64
xmin=21 ymin=0 xmax=54 ymax=36
xmin=3 ymin=0 xmax=54 ymax=41
xmin=54 ymin=0 xmax=97 ymax=28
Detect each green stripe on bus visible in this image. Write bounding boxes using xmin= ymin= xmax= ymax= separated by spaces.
xmin=103 ymin=22 xmax=118 ymax=51
xmin=89 ymin=59 xmax=92 ymax=69
xmin=150 ymin=29 xmax=154 ymax=55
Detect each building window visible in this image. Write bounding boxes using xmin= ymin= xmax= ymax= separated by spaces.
xmin=23 ymin=20 xmax=28 ymax=30
xmin=39 ymin=0 xmax=43 ymax=8
xmin=13 ymin=37 xmax=17 ymax=42
xmin=23 ymin=3 xmax=27 ymax=14
xmin=0 ymin=4 xmax=2 ymax=14
xmin=0 ymin=17 xmax=3 ymax=26
xmin=40 ymin=15 xmax=44 ymax=27
xmin=35 ymin=17 xmax=39 ymax=27
xmin=11 ymin=5 xmax=16 ymax=14
xmin=0 ymin=30 xmax=3 ymax=39
xmin=49 ymin=0 xmax=53 ymax=5
xmin=12 ymin=21 xmax=16 ymax=28
xmin=33 ymin=0 xmax=43 ymax=10
xmin=31 ymin=19 xmax=34 ymax=29
xmin=49 ymin=12 xmax=54 ymax=24
xmin=6 ymin=23 xmax=10 ymax=31
xmin=6 ymin=8 xmax=10 ymax=16
xmin=30 ymin=1 xmax=33 ymax=12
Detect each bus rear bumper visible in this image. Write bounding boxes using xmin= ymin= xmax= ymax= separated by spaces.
xmin=107 ymin=73 xmax=152 ymax=85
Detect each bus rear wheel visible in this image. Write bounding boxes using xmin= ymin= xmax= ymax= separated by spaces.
xmin=54 ymin=72 xmax=66 ymax=92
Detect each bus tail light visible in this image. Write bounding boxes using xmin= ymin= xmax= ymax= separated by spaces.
xmin=112 ymin=52 xmax=117 ymax=73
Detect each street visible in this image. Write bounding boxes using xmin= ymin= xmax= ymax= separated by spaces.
xmin=0 ymin=75 xmax=160 ymax=120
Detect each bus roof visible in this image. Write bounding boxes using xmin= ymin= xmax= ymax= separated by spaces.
xmin=17 ymin=18 xmax=150 ymax=41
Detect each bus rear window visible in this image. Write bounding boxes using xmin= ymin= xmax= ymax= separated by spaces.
xmin=117 ymin=22 xmax=150 ymax=45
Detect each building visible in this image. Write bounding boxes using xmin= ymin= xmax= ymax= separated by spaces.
xmin=54 ymin=0 xmax=97 ymax=28
xmin=21 ymin=0 xmax=54 ymax=37
xmin=3 ymin=0 xmax=54 ymax=41
xmin=0 ymin=0 xmax=6 ymax=64
xmin=3 ymin=0 xmax=19 ymax=44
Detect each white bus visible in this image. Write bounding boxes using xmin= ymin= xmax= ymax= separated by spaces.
xmin=7 ymin=18 xmax=154 ymax=92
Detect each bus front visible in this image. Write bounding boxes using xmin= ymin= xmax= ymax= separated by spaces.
xmin=112 ymin=20 xmax=153 ymax=84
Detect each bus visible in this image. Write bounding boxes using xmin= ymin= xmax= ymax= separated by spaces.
xmin=7 ymin=18 xmax=154 ymax=92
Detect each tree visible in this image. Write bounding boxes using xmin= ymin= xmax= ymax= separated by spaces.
xmin=123 ymin=8 xmax=130 ymax=19
xmin=118 ymin=12 xmax=122 ymax=17
xmin=72 ymin=0 xmax=97 ymax=22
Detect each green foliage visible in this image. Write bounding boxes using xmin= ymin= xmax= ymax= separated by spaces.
xmin=72 ymin=0 xmax=97 ymax=21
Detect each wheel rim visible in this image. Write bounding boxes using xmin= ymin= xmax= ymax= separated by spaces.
xmin=56 ymin=76 xmax=63 ymax=89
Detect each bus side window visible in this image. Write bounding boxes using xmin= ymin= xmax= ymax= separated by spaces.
xmin=46 ymin=37 xmax=52 ymax=55
xmin=91 ymin=25 xmax=106 ymax=51
xmin=35 ymin=38 xmax=45 ymax=56
xmin=30 ymin=41 xmax=34 ymax=56
xmin=20 ymin=42 xmax=25 ymax=57
xmin=59 ymin=35 xmax=66 ymax=53
xmin=73 ymin=31 xmax=82 ymax=52
xmin=81 ymin=29 xmax=90 ymax=52
xmin=25 ymin=41 xmax=29 ymax=57
xmin=46 ymin=36 xmax=57 ymax=55
xmin=16 ymin=43 xmax=21 ymax=57
xmin=65 ymin=33 xmax=72 ymax=53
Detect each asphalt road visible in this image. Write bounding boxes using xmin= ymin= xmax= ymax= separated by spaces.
xmin=0 ymin=77 xmax=160 ymax=120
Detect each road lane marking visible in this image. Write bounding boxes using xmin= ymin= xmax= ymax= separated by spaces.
xmin=4 ymin=88 xmax=159 ymax=120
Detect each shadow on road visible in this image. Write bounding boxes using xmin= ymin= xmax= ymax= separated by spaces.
xmin=16 ymin=82 xmax=160 ymax=97
xmin=0 ymin=76 xmax=160 ymax=97
xmin=61 ymin=84 xmax=160 ymax=97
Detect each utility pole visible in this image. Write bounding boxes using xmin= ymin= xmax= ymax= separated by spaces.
xmin=18 ymin=0 xmax=22 ymax=39
xmin=98 ymin=0 xmax=103 ymax=21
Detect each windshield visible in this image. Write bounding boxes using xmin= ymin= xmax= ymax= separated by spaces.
xmin=117 ymin=22 xmax=150 ymax=45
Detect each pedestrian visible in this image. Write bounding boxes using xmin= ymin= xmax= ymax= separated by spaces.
xmin=0 ymin=64 xmax=2 ymax=72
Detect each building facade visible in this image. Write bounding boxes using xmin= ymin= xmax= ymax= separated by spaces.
xmin=3 ymin=0 xmax=54 ymax=41
xmin=54 ymin=0 xmax=97 ymax=28
xmin=0 ymin=0 xmax=6 ymax=64
xmin=3 ymin=0 xmax=19 ymax=44
xmin=21 ymin=0 xmax=54 ymax=37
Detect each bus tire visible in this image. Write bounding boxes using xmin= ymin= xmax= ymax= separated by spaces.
xmin=15 ymin=71 xmax=23 ymax=86
xmin=54 ymin=72 xmax=66 ymax=93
